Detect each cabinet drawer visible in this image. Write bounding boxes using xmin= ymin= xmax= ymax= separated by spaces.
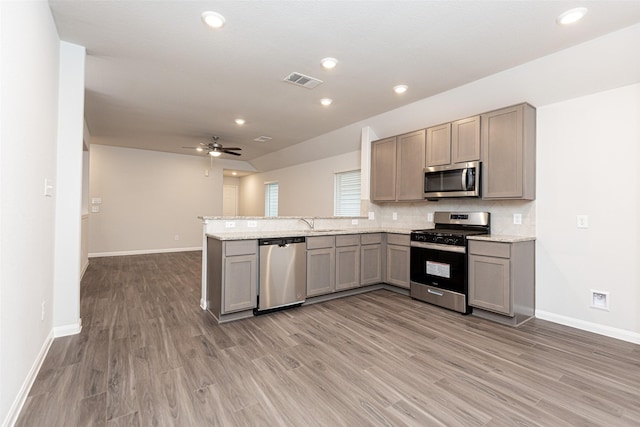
xmin=307 ymin=235 xmax=335 ymax=250
xmin=225 ymin=240 xmax=257 ymax=256
xmin=336 ymin=234 xmax=360 ymax=247
xmin=469 ymin=240 xmax=510 ymax=258
xmin=361 ymin=233 xmax=382 ymax=245
xmin=386 ymin=233 xmax=410 ymax=246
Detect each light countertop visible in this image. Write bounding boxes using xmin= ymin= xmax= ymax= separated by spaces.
xmin=468 ymin=234 xmax=536 ymax=243
xmin=207 ymin=228 xmax=413 ymax=241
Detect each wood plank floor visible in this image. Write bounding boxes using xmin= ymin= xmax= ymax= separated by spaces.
xmin=16 ymin=251 xmax=640 ymax=426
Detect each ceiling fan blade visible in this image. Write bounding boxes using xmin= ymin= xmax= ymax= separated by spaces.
xmin=222 ymin=150 xmax=241 ymax=156
xmin=221 ymin=147 xmax=242 ymax=151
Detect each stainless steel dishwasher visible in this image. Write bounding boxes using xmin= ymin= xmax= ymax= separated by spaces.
xmin=255 ymin=236 xmax=306 ymax=314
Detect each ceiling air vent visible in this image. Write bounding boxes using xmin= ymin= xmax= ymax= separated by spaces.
xmin=283 ymin=72 xmax=323 ymax=89
xmin=254 ymin=136 xmax=273 ymax=143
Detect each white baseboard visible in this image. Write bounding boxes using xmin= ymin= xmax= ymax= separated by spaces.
xmin=536 ymin=310 xmax=640 ymax=345
xmin=80 ymin=259 xmax=89 ymax=279
xmin=89 ymin=246 xmax=201 ymax=258
xmin=3 ymin=330 xmax=54 ymax=427
xmin=53 ymin=320 xmax=82 ymax=338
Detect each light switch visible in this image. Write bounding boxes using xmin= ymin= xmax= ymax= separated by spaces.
xmin=91 ymin=197 xmax=102 ymax=204
xmin=44 ymin=179 xmax=53 ymax=197
xmin=91 ymin=206 xmax=100 ymax=213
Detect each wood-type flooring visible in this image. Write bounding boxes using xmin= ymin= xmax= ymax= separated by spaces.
xmin=16 ymin=251 xmax=640 ymax=426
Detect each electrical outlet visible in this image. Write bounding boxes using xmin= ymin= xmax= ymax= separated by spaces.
xmin=225 ymin=221 xmax=236 ymax=228
xmin=43 ymin=179 xmax=53 ymax=197
xmin=427 ymin=213 xmax=434 ymax=222
xmin=368 ymin=212 xmax=375 ymax=220
xmin=41 ymin=301 xmax=45 ymax=321
xmin=174 ymin=235 xmax=179 ymax=241
xmin=392 ymin=212 xmax=398 ymax=221
xmin=577 ymin=215 xmax=589 ymax=229
xmin=247 ymin=221 xmax=257 ymax=228
xmin=513 ymin=213 xmax=522 ymax=225
xmin=351 ymin=219 xmax=358 ymax=225
xmin=91 ymin=206 xmax=100 ymax=213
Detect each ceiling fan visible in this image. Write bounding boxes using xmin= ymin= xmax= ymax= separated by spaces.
xmin=183 ymin=136 xmax=242 ymax=157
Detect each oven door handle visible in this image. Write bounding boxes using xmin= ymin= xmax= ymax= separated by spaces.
xmin=410 ymin=241 xmax=466 ymax=253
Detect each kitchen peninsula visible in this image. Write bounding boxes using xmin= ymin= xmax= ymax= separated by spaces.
xmin=199 ymin=215 xmax=535 ymax=326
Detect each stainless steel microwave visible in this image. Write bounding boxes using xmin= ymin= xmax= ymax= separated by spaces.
xmin=424 ymin=161 xmax=480 ymax=200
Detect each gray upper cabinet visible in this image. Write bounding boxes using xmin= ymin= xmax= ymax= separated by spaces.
xmin=370 ymin=136 xmax=397 ymax=202
xmin=425 ymin=123 xmax=451 ymax=167
xmin=396 ymin=129 xmax=426 ymax=201
xmin=371 ymin=130 xmax=425 ymax=202
xmin=451 ymin=115 xmax=481 ymax=164
xmin=481 ymin=104 xmax=536 ymax=200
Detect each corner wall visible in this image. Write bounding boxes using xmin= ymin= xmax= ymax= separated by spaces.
xmin=0 ymin=1 xmax=60 ymax=424
xmin=536 ymin=83 xmax=640 ymax=342
xmin=88 ymin=144 xmax=222 ymax=255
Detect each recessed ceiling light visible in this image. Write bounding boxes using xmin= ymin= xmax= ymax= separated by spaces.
xmin=209 ymin=150 xmax=222 ymax=157
xmin=320 ymin=98 xmax=333 ymax=106
xmin=201 ymin=11 xmax=226 ymax=29
xmin=393 ymin=85 xmax=408 ymax=94
xmin=321 ymin=57 xmax=338 ymax=69
xmin=557 ymin=7 xmax=588 ymax=25
xmin=231 ymin=171 xmax=237 ymax=176
xmin=234 ymin=118 xmax=245 ymax=125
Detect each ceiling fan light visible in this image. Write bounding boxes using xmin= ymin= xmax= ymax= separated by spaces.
xmin=196 ymin=147 xmax=204 ymax=152
xmin=201 ymin=11 xmax=226 ymax=29
xmin=209 ymin=150 xmax=222 ymax=157
xmin=234 ymin=118 xmax=245 ymax=125
xmin=320 ymin=98 xmax=333 ymax=106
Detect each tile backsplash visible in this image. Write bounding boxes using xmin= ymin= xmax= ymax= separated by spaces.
xmin=365 ymin=199 xmax=535 ymax=236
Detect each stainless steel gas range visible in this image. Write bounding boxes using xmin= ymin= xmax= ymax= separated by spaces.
xmin=410 ymin=211 xmax=490 ymax=314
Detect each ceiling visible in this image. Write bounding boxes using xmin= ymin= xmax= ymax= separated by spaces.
xmin=49 ymin=1 xmax=640 ymax=170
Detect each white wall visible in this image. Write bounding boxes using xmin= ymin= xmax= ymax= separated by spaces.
xmin=0 ymin=1 xmax=60 ymax=424
xmin=240 ymin=151 xmax=361 ymax=216
xmin=53 ymin=41 xmax=85 ymax=336
xmin=536 ymin=84 xmax=640 ymax=341
xmin=88 ymin=144 xmax=222 ymax=255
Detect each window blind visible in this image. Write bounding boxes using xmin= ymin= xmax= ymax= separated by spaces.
xmin=264 ymin=182 xmax=279 ymax=217
xmin=334 ymin=170 xmax=361 ymax=216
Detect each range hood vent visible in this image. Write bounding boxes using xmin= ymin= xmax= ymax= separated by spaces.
xmin=283 ymin=72 xmax=323 ymax=89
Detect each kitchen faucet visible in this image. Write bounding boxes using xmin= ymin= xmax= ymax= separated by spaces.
xmin=299 ymin=217 xmax=314 ymax=230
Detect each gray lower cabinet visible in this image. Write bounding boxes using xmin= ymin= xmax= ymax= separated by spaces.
xmin=360 ymin=233 xmax=382 ymax=285
xmin=207 ymin=238 xmax=257 ymax=319
xmin=468 ymin=239 xmax=535 ymax=326
xmin=335 ymin=235 xmax=360 ymax=291
xmin=306 ymin=236 xmax=335 ymax=297
xmin=481 ymin=103 xmax=536 ymax=200
xmin=385 ymin=233 xmax=410 ymax=289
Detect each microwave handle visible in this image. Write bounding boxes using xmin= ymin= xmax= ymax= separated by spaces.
xmin=461 ymin=168 xmax=467 ymax=190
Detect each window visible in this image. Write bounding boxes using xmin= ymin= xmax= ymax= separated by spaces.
xmin=334 ymin=170 xmax=361 ymax=216
xmin=264 ymin=182 xmax=279 ymax=217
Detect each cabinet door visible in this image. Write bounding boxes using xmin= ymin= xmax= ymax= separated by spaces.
xmin=451 ymin=115 xmax=480 ymax=163
xmin=468 ymin=254 xmax=512 ymax=315
xmin=481 ymin=104 xmax=535 ymax=199
xmin=222 ymin=254 xmax=257 ymax=314
xmin=396 ymin=129 xmax=426 ymax=201
xmin=386 ymin=244 xmax=410 ymax=289
xmin=370 ymin=137 xmax=397 ymax=202
xmin=426 ymin=123 xmax=451 ymax=167
xmin=360 ymin=244 xmax=382 ymax=285
xmin=335 ymin=246 xmax=360 ymax=291
xmin=307 ymin=248 xmax=335 ymax=297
